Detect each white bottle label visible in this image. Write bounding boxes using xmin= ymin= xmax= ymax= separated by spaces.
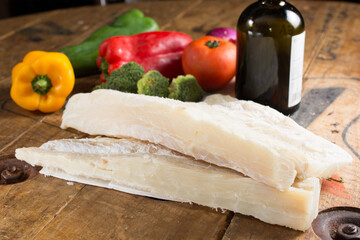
xmin=288 ymin=31 xmax=305 ymax=107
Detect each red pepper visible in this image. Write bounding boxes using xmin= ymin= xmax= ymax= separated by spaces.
xmin=97 ymin=31 xmax=192 ymax=82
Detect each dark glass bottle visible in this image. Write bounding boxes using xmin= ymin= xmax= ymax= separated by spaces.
xmin=235 ymin=0 xmax=305 ymax=115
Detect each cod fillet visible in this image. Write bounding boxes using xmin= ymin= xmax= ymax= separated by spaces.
xmin=15 ymin=137 xmax=320 ymax=231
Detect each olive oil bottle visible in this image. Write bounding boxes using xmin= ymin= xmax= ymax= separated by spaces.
xmin=235 ymin=0 xmax=305 ymax=115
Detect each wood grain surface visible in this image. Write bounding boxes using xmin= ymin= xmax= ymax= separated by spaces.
xmin=0 ymin=0 xmax=359 ymax=239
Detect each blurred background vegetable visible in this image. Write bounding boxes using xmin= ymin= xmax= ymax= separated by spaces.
xmin=93 ymin=62 xmax=145 ymax=92
xmin=206 ymin=27 xmax=237 ymax=44
xmin=93 ymin=62 xmax=203 ymax=102
xmin=60 ymin=9 xmax=159 ymax=77
xmin=97 ymin=31 xmax=192 ymax=82
xmin=11 ymin=51 xmax=75 ymax=113
xmin=182 ymin=36 xmax=236 ymax=91
xmin=168 ymin=75 xmax=203 ymax=102
xmin=137 ymin=70 xmax=170 ymax=97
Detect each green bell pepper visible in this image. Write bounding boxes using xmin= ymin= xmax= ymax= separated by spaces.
xmin=59 ymin=9 xmax=159 ymax=77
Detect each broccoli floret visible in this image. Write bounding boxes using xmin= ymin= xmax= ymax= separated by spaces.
xmin=93 ymin=62 xmax=145 ymax=93
xmin=168 ymin=74 xmax=203 ymax=102
xmin=137 ymin=70 xmax=169 ymax=97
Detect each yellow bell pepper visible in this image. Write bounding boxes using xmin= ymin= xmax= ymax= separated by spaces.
xmin=11 ymin=51 xmax=75 ymax=113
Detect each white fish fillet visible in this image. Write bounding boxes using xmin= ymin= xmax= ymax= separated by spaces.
xmin=203 ymin=94 xmax=353 ymax=180
xmin=15 ymin=137 xmax=320 ymax=231
xmin=60 ymin=90 xmax=352 ymax=190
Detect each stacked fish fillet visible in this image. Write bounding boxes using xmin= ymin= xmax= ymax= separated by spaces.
xmin=15 ymin=90 xmax=353 ymax=231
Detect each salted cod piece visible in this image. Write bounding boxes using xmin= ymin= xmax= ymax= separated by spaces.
xmin=203 ymin=94 xmax=353 ymax=180
xmin=15 ymin=137 xmax=320 ymax=231
xmin=60 ymin=90 xmax=352 ymax=190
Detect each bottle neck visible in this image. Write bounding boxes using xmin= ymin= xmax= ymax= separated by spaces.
xmin=259 ymin=0 xmax=286 ymax=6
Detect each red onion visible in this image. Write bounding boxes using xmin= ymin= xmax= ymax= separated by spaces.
xmin=206 ymin=28 xmax=237 ymax=44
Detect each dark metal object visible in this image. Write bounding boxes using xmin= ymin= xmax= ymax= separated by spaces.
xmin=0 ymin=155 xmax=41 ymax=185
xmin=337 ymin=224 xmax=360 ymax=239
xmin=1 ymin=166 xmax=24 ymax=184
xmin=312 ymin=207 xmax=360 ymax=240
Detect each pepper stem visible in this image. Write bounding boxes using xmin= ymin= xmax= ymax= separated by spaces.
xmin=31 ymin=75 xmax=52 ymax=95
xmin=205 ymin=40 xmax=220 ymax=48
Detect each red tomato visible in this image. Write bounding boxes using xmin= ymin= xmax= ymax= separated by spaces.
xmin=181 ymin=36 xmax=236 ymax=91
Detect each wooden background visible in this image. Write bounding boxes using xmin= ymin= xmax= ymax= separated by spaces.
xmin=0 ymin=0 xmax=359 ymax=239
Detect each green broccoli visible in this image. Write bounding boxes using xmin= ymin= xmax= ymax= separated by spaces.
xmin=168 ymin=74 xmax=203 ymax=102
xmin=137 ymin=70 xmax=169 ymax=97
xmin=93 ymin=61 xmax=145 ymax=93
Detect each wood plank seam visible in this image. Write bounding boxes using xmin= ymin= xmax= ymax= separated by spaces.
xmin=58 ymin=5 xmax=133 ymax=47
xmin=1 ymin=98 xmax=47 ymax=122
xmin=0 ymin=121 xmax=40 ymax=154
xmin=31 ymin=184 xmax=87 ymax=240
xmin=0 ymin=98 xmax=83 ymax=136
xmin=160 ymin=0 xmax=203 ymax=31
xmin=215 ymin=211 xmax=234 ymax=240
xmin=302 ymin=2 xmax=343 ymax=81
xmin=0 ymin=119 xmax=81 ymax=157
xmin=0 ymin=11 xmax=57 ymax=41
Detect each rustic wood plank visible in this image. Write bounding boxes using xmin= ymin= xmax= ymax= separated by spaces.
xmin=162 ymin=0 xmax=253 ymax=39
xmin=222 ymin=215 xmax=315 ymax=240
xmin=0 ymin=109 xmax=38 ymax=153
xmin=291 ymin=1 xmax=342 ymax=74
xmin=33 ymin=185 xmax=232 ymax=240
xmin=0 ymin=173 xmax=84 ymax=240
xmin=0 ymin=11 xmax=55 ymax=38
xmin=305 ymin=2 xmax=360 ymax=79
xmin=58 ymin=1 xmax=197 ymax=48
xmin=0 ymin=121 xmax=83 ymax=158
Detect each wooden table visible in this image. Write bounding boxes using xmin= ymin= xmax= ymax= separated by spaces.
xmin=0 ymin=0 xmax=359 ymax=239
